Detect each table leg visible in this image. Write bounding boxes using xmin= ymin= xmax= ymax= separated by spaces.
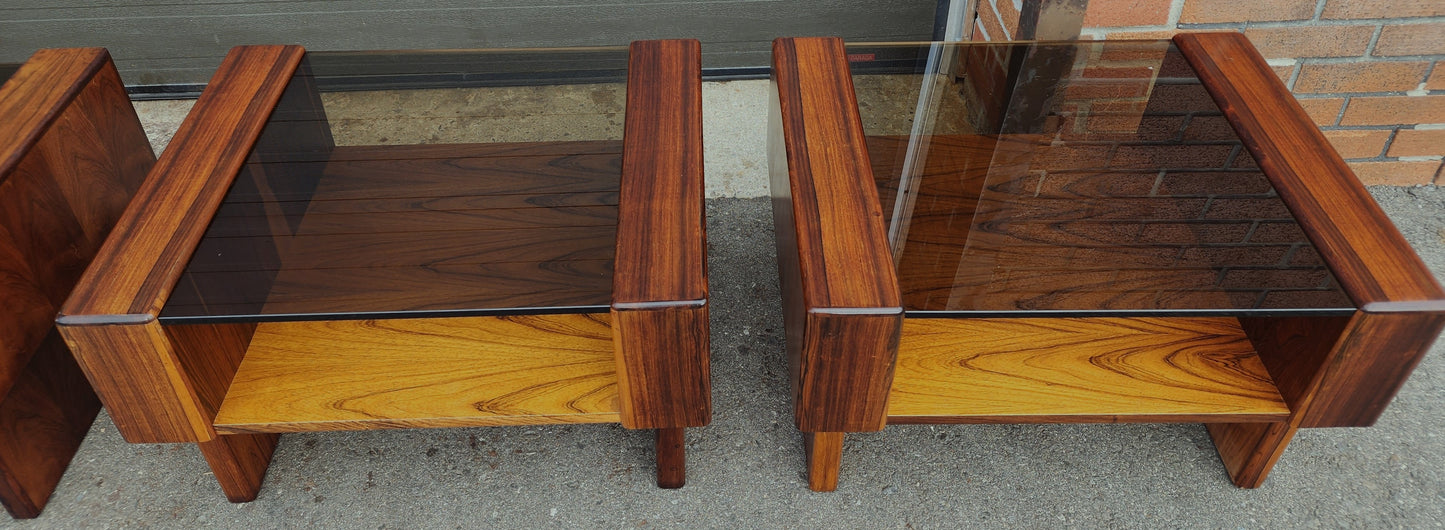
xmin=655 ymin=427 xmax=686 ymax=488
xmin=1207 ymin=421 xmax=1298 ymax=488
xmin=197 ymin=433 xmax=280 ymax=502
xmin=804 ymin=431 xmax=844 ymax=492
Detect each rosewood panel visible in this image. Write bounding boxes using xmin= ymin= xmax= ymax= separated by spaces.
xmin=772 ymin=37 xmax=903 ymax=433
xmin=57 ymin=45 xmax=303 ymax=443
xmin=1176 ymin=32 xmax=1445 ymax=427
xmin=0 ymin=47 xmax=152 ymax=518
xmin=611 ymin=39 xmax=711 ymax=430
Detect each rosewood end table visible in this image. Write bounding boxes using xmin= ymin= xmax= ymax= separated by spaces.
xmin=58 ymin=40 xmax=709 ymax=501
xmin=770 ymin=33 xmax=1444 ymax=491
xmin=0 ymin=48 xmax=154 ymax=518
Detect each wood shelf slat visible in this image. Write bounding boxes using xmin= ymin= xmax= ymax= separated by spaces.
xmin=212 ymin=314 xmax=620 ymax=434
xmin=887 ymin=317 xmax=1291 ymax=424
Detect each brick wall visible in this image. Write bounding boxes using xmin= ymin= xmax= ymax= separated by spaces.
xmin=973 ymin=0 xmax=1445 ymax=185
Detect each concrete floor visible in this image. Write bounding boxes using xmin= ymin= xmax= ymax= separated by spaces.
xmin=10 ymin=81 xmax=1445 ymax=528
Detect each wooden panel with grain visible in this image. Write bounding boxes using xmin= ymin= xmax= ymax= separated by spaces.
xmin=56 ymin=45 xmax=303 ymax=444
xmin=212 ymin=315 xmax=620 ymax=433
xmin=611 ymin=39 xmax=711 ymax=430
xmin=1178 ymin=31 xmax=1445 ymax=427
xmin=0 ymin=47 xmax=152 ymax=518
xmin=1177 ymin=31 xmax=1445 ymax=486
xmin=887 ymin=317 xmax=1290 ymax=424
xmin=771 ymin=37 xmax=903 ymax=433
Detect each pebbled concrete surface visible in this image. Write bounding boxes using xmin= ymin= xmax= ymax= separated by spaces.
xmin=10 ymin=92 xmax=1443 ymax=529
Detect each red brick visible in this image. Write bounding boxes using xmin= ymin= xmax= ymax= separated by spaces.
xmin=1273 ymin=65 xmax=1295 ymax=85
xmin=1182 ymin=115 xmax=1241 ymax=142
xmin=1388 ymin=128 xmax=1445 ymax=157
xmin=1181 ymin=0 xmax=1316 ymax=23
xmin=1112 ymin=144 xmax=1236 ymax=170
xmin=1204 ymin=198 xmax=1295 ymax=220
xmin=997 ymin=0 xmax=1021 ymax=37
xmin=976 ymin=1 xmax=1010 ymax=40
xmin=1429 ymin=64 xmax=1445 ymax=91
xmin=1261 ymin=289 xmax=1353 ymax=308
xmin=1347 ymin=160 xmax=1443 ymax=185
xmin=1296 ymin=97 xmax=1345 ymax=126
xmin=1321 ymin=129 xmax=1393 ymax=159
xmin=1083 ymin=0 xmax=1173 ymax=27
xmin=1322 ymin=0 xmax=1445 ymax=19
xmin=1374 ymin=23 xmax=1445 ymax=57
xmin=1097 ymin=29 xmax=1181 ymax=40
xmin=1243 ymin=26 xmax=1375 ymax=59
xmin=1145 ymin=83 xmax=1219 ymax=113
xmin=1249 ymin=222 xmax=1309 ymax=243
xmin=1158 ymin=172 xmax=1273 ymax=196
xmin=1341 ymin=95 xmax=1445 ymax=125
xmin=1294 ymin=62 xmax=1430 ymax=94
xmin=1222 ymin=269 xmax=1330 ymax=289
xmin=1139 ymin=222 xmax=1253 ymax=244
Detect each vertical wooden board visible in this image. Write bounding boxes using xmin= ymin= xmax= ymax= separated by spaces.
xmin=165 ymin=323 xmax=257 ymax=419
xmin=612 ymin=305 xmax=711 ymax=429
xmin=197 ymin=432 xmax=279 ymax=503
xmin=57 ymin=320 xmax=213 ymax=443
xmin=611 ymin=40 xmax=710 ymax=430
xmin=772 ymin=37 xmax=904 ymax=434
xmin=0 ymin=331 xmax=100 ymax=518
xmin=1302 ymin=312 xmax=1445 ymax=427
xmin=795 ymin=311 xmax=902 ymax=433
xmin=1206 ymin=420 xmax=1296 ymax=488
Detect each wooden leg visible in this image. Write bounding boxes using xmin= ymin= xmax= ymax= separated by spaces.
xmin=804 ymin=431 xmax=844 ymax=492
xmin=0 ymin=333 xmax=102 ymax=518
xmin=1206 ymin=421 xmax=1298 ymax=488
xmin=197 ymin=433 xmax=280 ymax=502
xmin=655 ymin=427 xmax=686 ymax=489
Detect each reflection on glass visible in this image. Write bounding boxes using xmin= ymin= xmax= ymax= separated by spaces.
xmin=161 ymin=48 xmax=630 ymax=322
xmin=847 ymin=41 xmax=1352 ymax=314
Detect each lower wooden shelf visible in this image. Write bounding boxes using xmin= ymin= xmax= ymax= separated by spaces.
xmin=886 ymin=316 xmax=1290 ymax=424
xmin=212 ymin=314 xmax=621 ymax=434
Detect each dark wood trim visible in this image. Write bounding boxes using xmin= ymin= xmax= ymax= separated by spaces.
xmin=56 ymin=45 xmax=304 ymax=444
xmin=0 ymin=48 xmax=109 ymax=183
xmin=0 ymin=47 xmax=152 ymax=518
xmin=1174 ymin=32 xmax=1445 ymax=310
xmin=772 ymin=37 xmax=902 ymax=433
xmin=655 ymin=427 xmax=686 ymax=489
xmin=611 ymin=39 xmax=711 ymax=430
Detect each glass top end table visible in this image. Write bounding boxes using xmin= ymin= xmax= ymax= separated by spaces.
xmin=771 ymin=33 xmax=1445 ymax=491
xmin=57 ymin=41 xmax=710 ymax=498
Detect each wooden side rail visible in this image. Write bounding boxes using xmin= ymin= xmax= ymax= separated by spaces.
xmin=612 ymin=39 xmax=711 ymax=431
xmin=0 ymin=47 xmax=153 ymax=518
xmin=56 ymin=45 xmax=305 ymax=445
xmin=1176 ymin=32 xmax=1445 ymax=487
xmin=1177 ymin=32 xmax=1445 ymax=428
xmin=770 ymin=37 xmax=903 ymax=434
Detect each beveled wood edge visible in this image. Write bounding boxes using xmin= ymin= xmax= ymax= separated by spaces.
xmin=1174 ymin=32 xmax=1445 ymax=312
xmin=613 ymin=39 xmax=706 ymax=306
xmin=0 ymin=48 xmax=109 ymax=182
xmin=771 ymin=36 xmax=902 ymax=311
xmin=887 ymin=412 xmax=1289 ymax=424
xmin=214 ymin=412 xmax=622 ymax=434
xmin=57 ymin=45 xmax=305 ymax=323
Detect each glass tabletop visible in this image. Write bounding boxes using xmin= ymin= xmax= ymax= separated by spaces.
xmin=847 ymin=40 xmax=1353 ymax=316
xmin=0 ymin=63 xmax=17 ymax=84
xmin=160 ymin=47 xmax=631 ymax=323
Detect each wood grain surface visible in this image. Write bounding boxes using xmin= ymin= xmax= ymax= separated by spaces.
xmin=0 ymin=47 xmax=151 ymax=518
xmin=804 ymin=431 xmax=843 ymax=492
xmin=1175 ymin=32 xmax=1445 ymax=310
xmin=213 ymin=315 xmax=620 ymax=433
xmin=887 ymin=317 xmax=1290 ymax=423
xmin=611 ymin=39 xmax=711 ymax=430
xmin=772 ymin=37 xmax=902 ymax=434
xmin=1175 ymin=32 xmax=1445 ymax=486
xmin=161 ymin=141 xmax=624 ymax=319
xmin=56 ymin=45 xmax=303 ymax=445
